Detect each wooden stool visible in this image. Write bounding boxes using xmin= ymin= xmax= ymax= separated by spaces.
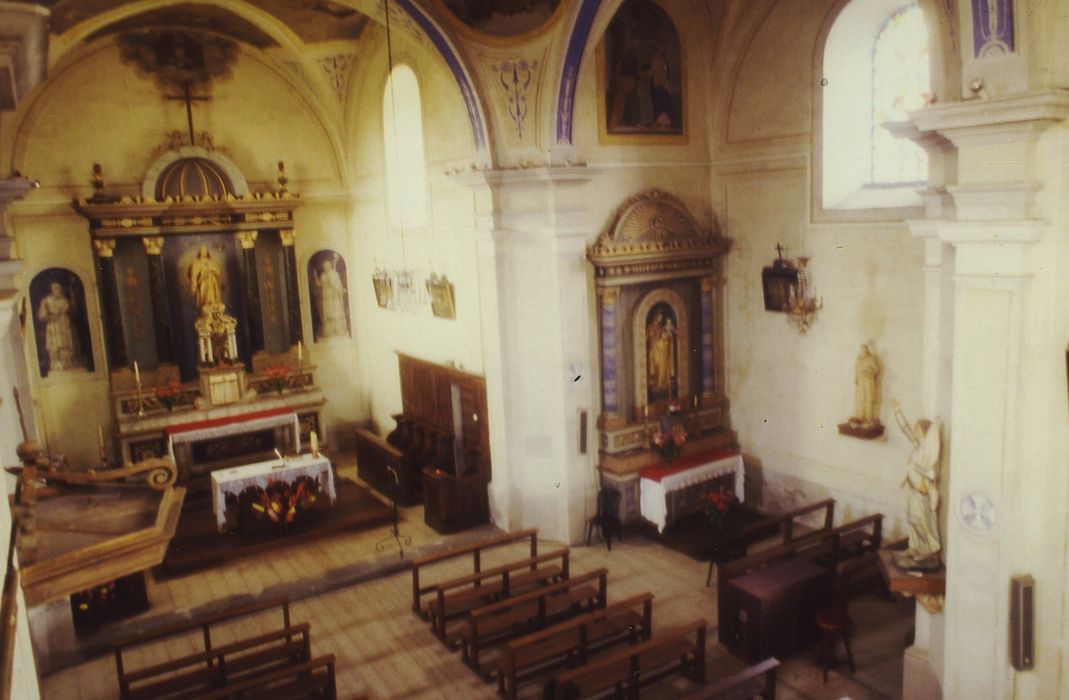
xmin=815 ymin=607 xmax=855 ymax=683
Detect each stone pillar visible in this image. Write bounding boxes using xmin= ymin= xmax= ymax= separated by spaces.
xmin=279 ymin=229 xmax=303 ymax=346
xmin=93 ymin=238 xmax=127 ymax=368
xmin=141 ymin=236 xmax=174 ymax=363
xmin=456 ymin=167 xmax=598 ymax=543
xmin=596 ymin=286 xmax=623 ymax=427
xmin=236 ymin=231 xmax=264 ymax=353
xmin=911 ymin=90 xmax=1069 ymax=700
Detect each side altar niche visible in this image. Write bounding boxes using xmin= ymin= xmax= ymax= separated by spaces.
xmin=74 ymin=147 xmax=325 ymax=485
xmin=587 ymin=190 xmax=735 ymax=524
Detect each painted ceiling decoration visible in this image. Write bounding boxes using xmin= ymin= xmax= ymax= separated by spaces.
xmin=437 ymin=0 xmax=562 ymax=38
xmin=116 ymin=29 xmax=239 ymax=94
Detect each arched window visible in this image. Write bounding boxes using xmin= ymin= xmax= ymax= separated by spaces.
xmin=383 ymin=64 xmax=429 ymax=229
xmin=820 ymin=0 xmax=930 ymax=212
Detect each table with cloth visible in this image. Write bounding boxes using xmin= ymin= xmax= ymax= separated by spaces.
xmin=639 ymin=448 xmax=745 ymax=532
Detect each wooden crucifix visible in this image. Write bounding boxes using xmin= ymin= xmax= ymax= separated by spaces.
xmin=165 ymin=80 xmax=211 ymax=146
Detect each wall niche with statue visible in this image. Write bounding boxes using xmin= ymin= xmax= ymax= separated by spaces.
xmin=587 ymin=190 xmax=734 ymax=484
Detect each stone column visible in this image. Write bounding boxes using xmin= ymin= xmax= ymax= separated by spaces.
xmin=140 ymin=236 xmax=174 ymax=363
xmin=93 ymin=238 xmax=127 ymax=368
xmin=596 ymin=286 xmax=623 ymax=427
xmin=279 ymin=229 xmax=303 ymax=346
xmin=236 ymin=231 xmax=264 ymax=353
xmin=911 ymin=90 xmax=1069 ymax=700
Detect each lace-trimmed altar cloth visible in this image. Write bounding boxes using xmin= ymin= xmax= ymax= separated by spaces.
xmin=210 ymin=453 xmax=336 ymax=529
xmin=164 ymin=407 xmax=301 ymax=463
xmin=639 ymin=448 xmax=744 ymax=532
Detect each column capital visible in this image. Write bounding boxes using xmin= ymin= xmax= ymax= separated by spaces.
xmin=93 ymin=238 xmax=117 ymax=258
xmin=141 ymin=236 xmax=165 ymax=255
xmin=596 ymin=286 xmax=620 ymax=304
xmin=279 ymin=229 xmax=296 ymax=247
xmin=700 ymin=275 xmax=719 ymax=292
xmin=236 ymin=231 xmax=259 ymax=249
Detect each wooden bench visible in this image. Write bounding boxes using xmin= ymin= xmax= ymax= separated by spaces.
xmin=122 ymin=623 xmax=311 ymax=700
xmin=114 ymin=595 xmax=293 ymax=700
xmin=191 ymin=654 xmax=339 ymax=699
xmin=458 ymin=568 xmax=608 ymax=678
xmin=411 ymin=527 xmax=539 ymax=615
xmin=498 ymin=592 xmax=654 ymax=700
xmin=551 ymin=619 xmax=707 ymax=699
xmin=353 ymin=428 xmax=409 ymax=503
xmin=425 ymin=548 xmax=570 ymax=639
xmin=679 ymin=657 xmax=780 ymax=699
xmin=705 ymin=499 xmax=836 ymax=586
xmin=716 ymin=514 xmax=883 ymax=651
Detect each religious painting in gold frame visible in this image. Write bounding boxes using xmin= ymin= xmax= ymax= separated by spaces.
xmin=596 ymin=0 xmax=686 ymax=145
xmin=427 ymin=274 xmax=456 ymax=320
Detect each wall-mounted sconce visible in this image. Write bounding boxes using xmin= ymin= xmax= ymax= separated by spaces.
xmin=785 ymin=256 xmax=822 ymax=334
xmin=762 ymin=245 xmax=822 ymax=334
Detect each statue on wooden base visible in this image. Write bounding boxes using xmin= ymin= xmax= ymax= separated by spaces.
xmin=892 ymin=402 xmax=943 ymax=572
xmin=839 ymin=342 xmax=885 ymax=439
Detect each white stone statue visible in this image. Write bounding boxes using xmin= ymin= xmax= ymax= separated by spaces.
xmin=37 ymin=281 xmax=81 ymax=371
xmin=853 ymin=343 xmax=881 ymax=427
xmin=893 ymin=403 xmax=943 ymax=571
xmin=314 ymin=256 xmax=348 ymax=338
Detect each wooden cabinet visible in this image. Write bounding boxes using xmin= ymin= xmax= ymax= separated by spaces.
xmin=422 ymin=468 xmax=490 ymax=533
xmin=723 ymin=558 xmax=833 ymax=663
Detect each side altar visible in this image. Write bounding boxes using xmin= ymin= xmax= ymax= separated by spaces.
xmin=587 ymin=190 xmax=737 ymax=525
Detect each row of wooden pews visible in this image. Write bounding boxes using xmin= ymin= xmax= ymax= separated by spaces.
xmin=410 ymin=529 xmax=708 ymax=699
xmin=112 ymin=595 xmax=342 ymax=700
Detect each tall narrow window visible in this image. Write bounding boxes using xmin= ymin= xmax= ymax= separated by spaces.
xmin=820 ymin=0 xmax=931 ymax=212
xmin=383 ymin=64 xmax=428 ymax=229
xmin=871 ymin=4 xmax=929 ymax=184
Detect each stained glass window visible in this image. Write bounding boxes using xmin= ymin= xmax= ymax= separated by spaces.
xmin=870 ymin=4 xmax=929 ymax=185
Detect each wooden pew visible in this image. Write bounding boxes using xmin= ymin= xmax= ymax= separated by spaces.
xmin=498 ymin=593 xmax=654 ymax=700
xmin=679 ymin=657 xmax=780 ymax=700
xmin=458 ymin=568 xmax=608 ymax=678
xmin=353 ymin=428 xmax=409 ymax=502
xmin=551 ymin=619 xmax=707 ymax=699
xmin=426 ymin=548 xmax=570 ymax=639
xmin=716 ymin=514 xmax=883 ymax=651
xmin=411 ymin=527 xmax=538 ymax=615
xmin=121 ymin=623 xmax=312 ymax=700
xmin=191 ymin=654 xmax=339 ymax=699
xmin=114 ymin=595 xmax=293 ymax=700
xmin=705 ymin=499 xmax=836 ymax=586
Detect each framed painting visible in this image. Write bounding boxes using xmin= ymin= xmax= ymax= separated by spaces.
xmin=427 ymin=274 xmax=456 ymax=320
xmin=598 ymin=0 xmax=685 ymax=143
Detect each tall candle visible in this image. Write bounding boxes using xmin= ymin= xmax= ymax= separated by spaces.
xmin=310 ymin=430 xmax=319 ymax=456
xmin=297 ymin=341 xmax=303 ymax=363
xmin=98 ymin=425 xmax=106 ymax=460
xmin=133 ymin=361 xmax=141 ymax=385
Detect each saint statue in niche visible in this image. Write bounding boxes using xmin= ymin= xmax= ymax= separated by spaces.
xmin=646 ymin=304 xmax=678 ymax=402
xmin=187 ymin=244 xmax=223 ymax=313
xmin=853 ymin=343 xmax=882 ymax=427
xmin=314 ymin=255 xmax=349 ymax=338
xmin=892 ymin=402 xmax=943 ymax=572
xmin=37 ymin=281 xmax=82 ymax=372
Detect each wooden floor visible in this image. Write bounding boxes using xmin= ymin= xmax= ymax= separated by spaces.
xmin=38 ymin=457 xmax=915 ymax=700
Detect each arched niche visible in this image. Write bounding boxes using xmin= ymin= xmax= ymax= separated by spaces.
xmin=632 ymin=287 xmax=689 ymax=411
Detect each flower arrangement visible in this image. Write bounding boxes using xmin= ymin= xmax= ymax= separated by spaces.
xmin=705 ymin=487 xmax=739 ymax=529
xmin=665 ymin=399 xmax=684 ymax=415
xmin=264 ymin=364 xmax=290 ymax=394
xmin=650 ymin=424 xmax=687 ymax=462
xmin=153 ymin=379 xmax=182 ymax=410
xmin=248 ymin=476 xmax=319 ymax=525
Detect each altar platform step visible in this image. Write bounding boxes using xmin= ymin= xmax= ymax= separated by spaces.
xmin=158 ymin=478 xmax=394 ymax=579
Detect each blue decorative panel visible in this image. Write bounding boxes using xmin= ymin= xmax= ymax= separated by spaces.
xmin=556 ymin=0 xmax=602 ymax=144
xmin=973 ymin=0 xmax=1014 ymax=56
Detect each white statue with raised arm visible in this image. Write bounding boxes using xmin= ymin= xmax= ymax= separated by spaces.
xmin=892 ymin=401 xmax=943 ymax=571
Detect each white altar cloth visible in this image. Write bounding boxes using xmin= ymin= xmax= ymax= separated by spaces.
xmin=166 ymin=408 xmax=301 ymax=464
xmin=639 ymin=452 xmax=745 ymax=532
xmin=210 ymin=453 xmax=335 ymax=530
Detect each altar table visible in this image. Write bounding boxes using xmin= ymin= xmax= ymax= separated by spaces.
xmin=165 ymin=407 xmax=301 ymax=470
xmin=639 ymin=449 xmax=744 ymax=532
xmin=210 ymin=453 xmax=336 ymax=530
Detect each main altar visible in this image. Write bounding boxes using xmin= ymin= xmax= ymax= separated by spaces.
xmin=74 ymin=144 xmax=325 ymax=488
xmin=587 ymin=190 xmax=737 ymax=525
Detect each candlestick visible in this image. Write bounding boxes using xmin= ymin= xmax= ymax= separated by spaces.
xmin=643 ymin=404 xmax=648 ymax=419
xmin=97 ymin=426 xmax=106 ymax=463
xmin=310 ymin=430 xmax=319 ymax=456
xmin=133 ymin=361 xmax=144 ymax=418
xmin=133 ymin=361 xmax=141 ymax=385
xmin=297 ymin=341 xmax=303 ymax=363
